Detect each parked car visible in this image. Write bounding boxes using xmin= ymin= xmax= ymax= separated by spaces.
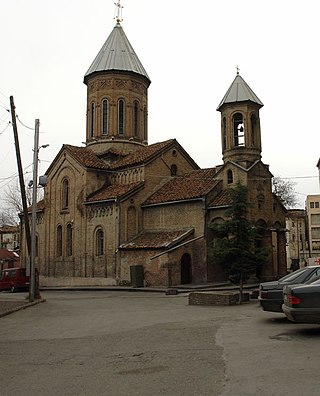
xmin=282 ymin=279 xmax=320 ymax=323
xmin=259 ymin=266 xmax=320 ymax=312
xmin=0 ymin=268 xmax=29 ymax=292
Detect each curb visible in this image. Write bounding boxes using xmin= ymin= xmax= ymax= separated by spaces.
xmin=0 ymin=298 xmax=46 ymax=318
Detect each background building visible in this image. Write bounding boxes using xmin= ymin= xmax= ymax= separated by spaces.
xmin=305 ymin=194 xmax=320 ymax=264
xmin=0 ymin=225 xmax=19 ymax=251
xmin=285 ymin=209 xmax=308 ymax=270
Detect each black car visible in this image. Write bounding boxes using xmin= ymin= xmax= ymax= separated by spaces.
xmin=259 ymin=266 xmax=320 ymax=313
xmin=282 ymin=278 xmax=320 ymax=323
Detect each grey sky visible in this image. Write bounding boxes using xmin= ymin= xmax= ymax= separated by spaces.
xmin=0 ymin=0 xmax=319 ymax=208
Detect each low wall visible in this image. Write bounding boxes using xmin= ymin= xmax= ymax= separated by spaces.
xmin=40 ymin=276 xmax=117 ymax=287
xmin=189 ymin=291 xmax=249 ymax=306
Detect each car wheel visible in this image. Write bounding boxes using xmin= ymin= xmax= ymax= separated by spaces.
xmin=10 ymin=285 xmax=15 ymax=293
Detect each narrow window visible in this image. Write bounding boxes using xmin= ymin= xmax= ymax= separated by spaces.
xmin=118 ymin=99 xmax=124 ymax=135
xmin=251 ymin=114 xmax=257 ymax=146
xmin=133 ymin=101 xmax=139 ymax=137
xmin=311 ymin=227 xmax=320 ymax=239
xmin=227 ymin=169 xmax=233 ymax=184
xmin=171 ymin=164 xmax=177 ymax=176
xmin=143 ymin=106 xmax=147 ymax=140
xmin=96 ymin=229 xmax=104 ymax=256
xmin=66 ymin=224 xmax=73 ymax=256
xmin=57 ymin=225 xmax=62 ymax=257
xmin=62 ymin=179 xmax=69 ymax=210
xmin=102 ymin=99 xmax=108 ymax=135
xmin=233 ymin=113 xmax=245 ymax=147
xmin=90 ymin=102 xmax=95 ymax=137
xmin=311 ymin=214 xmax=320 ymax=225
xmin=310 ymin=202 xmax=315 ymax=209
xmin=222 ymin=117 xmax=227 ymax=150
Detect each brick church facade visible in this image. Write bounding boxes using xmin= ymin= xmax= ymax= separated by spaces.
xmin=21 ymin=20 xmax=287 ymax=287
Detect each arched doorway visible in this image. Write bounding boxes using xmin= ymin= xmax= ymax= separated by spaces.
xmin=181 ymin=253 xmax=192 ymax=284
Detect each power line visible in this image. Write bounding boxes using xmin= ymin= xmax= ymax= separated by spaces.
xmin=16 ymin=115 xmax=34 ymax=130
xmin=0 ymin=122 xmax=11 ymax=135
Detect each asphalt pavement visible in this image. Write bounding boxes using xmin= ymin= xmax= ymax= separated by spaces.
xmin=1 ymin=290 xmax=320 ymax=396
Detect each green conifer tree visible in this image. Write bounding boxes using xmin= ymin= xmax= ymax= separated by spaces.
xmin=210 ymin=183 xmax=268 ymax=302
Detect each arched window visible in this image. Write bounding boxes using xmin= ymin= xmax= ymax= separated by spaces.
xmin=102 ymin=99 xmax=109 ymax=135
xmin=96 ymin=229 xmax=104 ymax=256
xmin=233 ymin=113 xmax=245 ymax=147
xmin=57 ymin=225 xmax=62 ymax=257
xmin=222 ymin=117 xmax=227 ymax=150
xmin=227 ymin=169 xmax=233 ymax=184
xmin=118 ymin=99 xmax=125 ymax=135
xmin=251 ymin=114 xmax=257 ymax=146
xmin=133 ymin=101 xmax=139 ymax=136
xmin=143 ymin=106 xmax=147 ymax=140
xmin=127 ymin=206 xmax=137 ymax=240
xmin=90 ymin=102 xmax=95 ymax=137
xmin=66 ymin=224 xmax=73 ymax=256
xmin=62 ymin=179 xmax=69 ymax=210
xmin=171 ymin=164 xmax=177 ymax=176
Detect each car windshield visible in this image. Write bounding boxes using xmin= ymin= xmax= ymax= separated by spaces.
xmin=278 ymin=267 xmax=311 ymax=283
xmin=308 ymin=277 xmax=320 ymax=285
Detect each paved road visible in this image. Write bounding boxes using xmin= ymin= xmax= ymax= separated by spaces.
xmin=0 ymin=291 xmax=319 ymax=396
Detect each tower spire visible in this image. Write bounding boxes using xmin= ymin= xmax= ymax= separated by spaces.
xmin=114 ymin=1 xmax=123 ymax=25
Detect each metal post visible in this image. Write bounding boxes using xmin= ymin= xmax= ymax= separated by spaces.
xmin=30 ymin=119 xmax=40 ymax=302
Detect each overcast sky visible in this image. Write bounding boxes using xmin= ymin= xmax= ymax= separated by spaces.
xmin=0 ymin=0 xmax=319 ymax=208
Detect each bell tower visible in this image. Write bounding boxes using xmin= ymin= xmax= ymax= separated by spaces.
xmin=217 ymin=72 xmax=263 ymax=167
xmin=83 ymin=1 xmax=151 ymax=155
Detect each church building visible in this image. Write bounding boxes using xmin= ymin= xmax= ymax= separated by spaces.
xmin=21 ymin=14 xmax=287 ymax=287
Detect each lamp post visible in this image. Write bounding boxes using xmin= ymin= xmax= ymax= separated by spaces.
xmin=29 ymin=119 xmax=48 ymax=302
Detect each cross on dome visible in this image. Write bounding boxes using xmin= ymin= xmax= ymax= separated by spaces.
xmin=114 ymin=1 xmax=123 ymax=24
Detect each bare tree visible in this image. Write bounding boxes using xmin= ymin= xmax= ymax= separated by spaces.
xmin=0 ymin=207 xmax=18 ymax=226
xmin=272 ymin=177 xmax=299 ymax=209
xmin=2 ymin=177 xmax=43 ymax=222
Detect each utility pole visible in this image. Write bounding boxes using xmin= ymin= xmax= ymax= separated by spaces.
xmin=10 ymin=96 xmax=32 ymax=255
xmin=30 ymin=119 xmax=40 ymax=302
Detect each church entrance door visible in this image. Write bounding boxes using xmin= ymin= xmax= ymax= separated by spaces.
xmin=180 ymin=253 xmax=192 ymax=284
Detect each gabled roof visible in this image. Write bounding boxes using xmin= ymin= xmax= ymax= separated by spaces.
xmin=110 ymin=139 xmax=198 ymax=170
xmin=85 ymin=181 xmax=144 ymax=204
xmin=65 ymin=145 xmax=110 ymax=170
xmin=208 ymin=189 xmax=232 ymax=208
xmin=119 ymin=228 xmax=194 ymax=250
xmin=84 ymin=23 xmax=150 ymax=84
xmin=143 ymin=168 xmax=219 ymax=206
xmin=45 ymin=145 xmax=110 ymax=175
xmin=215 ymin=159 xmax=273 ymax=178
xmin=0 ymin=249 xmax=19 ymax=261
xmin=217 ymin=74 xmax=263 ymax=111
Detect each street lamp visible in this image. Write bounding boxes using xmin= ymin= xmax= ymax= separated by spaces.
xmin=29 ymin=119 xmax=48 ymax=302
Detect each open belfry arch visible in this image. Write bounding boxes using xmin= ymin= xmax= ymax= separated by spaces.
xmin=21 ymin=4 xmax=287 ymax=287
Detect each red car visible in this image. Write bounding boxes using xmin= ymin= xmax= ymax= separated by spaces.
xmin=0 ymin=268 xmax=29 ymax=292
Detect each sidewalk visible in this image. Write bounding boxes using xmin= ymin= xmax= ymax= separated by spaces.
xmin=0 ymin=282 xmax=259 ymax=317
xmin=0 ymin=296 xmax=45 ymax=318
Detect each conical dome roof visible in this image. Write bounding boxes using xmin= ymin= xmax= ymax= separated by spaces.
xmin=217 ymin=74 xmax=263 ymax=111
xmin=84 ymin=23 xmax=150 ymax=84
